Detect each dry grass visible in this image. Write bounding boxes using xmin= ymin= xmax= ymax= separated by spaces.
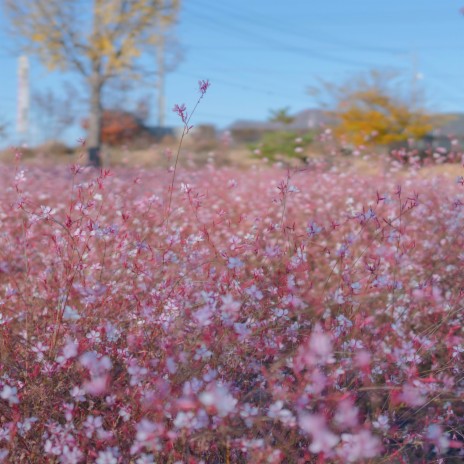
xmin=1 ymin=143 xmax=462 ymax=180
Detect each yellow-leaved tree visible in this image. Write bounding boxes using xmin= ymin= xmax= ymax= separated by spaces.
xmin=3 ymin=0 xmax=180 ymax=165
xmin=309 ymin=69 xmax=435 ymax=148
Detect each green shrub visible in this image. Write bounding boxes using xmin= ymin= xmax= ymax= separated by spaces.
xmin=250 ymin=130 xmax=314 ymax=162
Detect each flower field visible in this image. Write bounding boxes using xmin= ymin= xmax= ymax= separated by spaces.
xmin=1 ymin=160 xmax=464 ymax=463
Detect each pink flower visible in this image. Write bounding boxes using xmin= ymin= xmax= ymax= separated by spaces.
xmin=63 ymin=403 xmax=74 ymax=422
xmin=339 ymin=431 xmax=381 ymax=462
xmin=296 ymin=324 xmax=334 ymax=369
xmin=80 ymin=352 xmax=112 ymax=396
xmin=63 ymin=339 xmax=78 ymax=360
xmin=220 ymin=294 xmax=241 ymax=324
xmin=173 ymin=103 xmax=188 ymax=124
xmin=79 ymin=351 xmax=112 ymax=376
xmin=309 ymin=327 xmax=333 ymax=362
xmin=198 ymin=79 xmax=210 ymax=96
xmin=131 ymin=419 xmax=164 ymax=455
xmin=299 ymin=414 xmax=339 ymax=454
xmin=399 ymin=384 xmax=426 ymax=407
xmin=84 ymin=375 xmax=109 ymax=396
xmin=199 ymin=383 xmax=237 ymax=417
xmin=334 ymin=400 xmax=359 ymax=428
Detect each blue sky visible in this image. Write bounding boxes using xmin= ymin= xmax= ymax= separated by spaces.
xmin=0 ymin=0 xmax=463 ymax=146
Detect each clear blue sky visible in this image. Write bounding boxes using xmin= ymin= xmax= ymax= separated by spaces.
xmin=0 ymin=0 xmax=463 ymax=146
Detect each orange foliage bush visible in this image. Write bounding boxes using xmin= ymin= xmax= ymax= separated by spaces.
xmin=82 ymin=110 xmax=144 ymax=146
xmin=311 ymin=70 xmax=435 ymax=147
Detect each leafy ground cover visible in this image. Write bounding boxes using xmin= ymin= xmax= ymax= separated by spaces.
xmin=1 ymin=158 xmax=464 ymax=463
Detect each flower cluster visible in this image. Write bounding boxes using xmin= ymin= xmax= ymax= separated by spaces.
xmin=1 ymin=158 xmax=464 ymax=462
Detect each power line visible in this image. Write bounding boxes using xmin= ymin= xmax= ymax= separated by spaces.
xmin=182 ymin=7 xmax=379 ymax=68
xmin=188 ymin=0 xmax=406 ymax=56
xmin=180 ymin=62 xmax=311 ymax=77
xmin=175 ymin=70 xmax=306 ymax=101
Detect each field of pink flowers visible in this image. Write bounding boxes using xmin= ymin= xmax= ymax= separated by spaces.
xmin=1 ymin=157 xmax=464 ymax=463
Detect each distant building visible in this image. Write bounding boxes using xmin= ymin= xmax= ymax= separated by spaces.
xmin=408 ymin=113 xmax=464 ymax=153
xmin=430 ymin=113 xmax=464 ymax=140
xmin=386 ymin=113 xmax=464 ymax=160
xmin=229 ymin=109 xmax=334 ymax=143
xmin=145 ymin=126 xmax=180 ymax=141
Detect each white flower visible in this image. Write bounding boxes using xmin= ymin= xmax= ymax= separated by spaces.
xmin=246 ymin=284 xmax=263 ymax=300
xmin=0 ymin=449 xmax=8 ymax=463
xmin=70 ymin=386 xmax=86 ymax=402
xmin=173 ymin=411 xmax=195 ymax=428
xmin=0 ymin=313 xmax=12 ymax=326
xmin=63 ymin=305 xmax=81 ymax=321
xmin=0 ymin=385 xmax=19 ymax=405
xmin=31 ymin=342 xmax=49 ymax=362
xmin=339 ymin=431 xmax=381 ymax=462
xmin=452 ymin=344 xmax=464 ymax=358
xmin=136 ymin=454 xmax=155 ymax=464
xmin=227 ymin=257 xmax=244 ymax=269
xmin=199 ymin=383 xmax=237 ymax=417
xmin=373 ymin=414 xmax=389 ymax=432
xmin=267 ymin=401 xmax=296 ymax=427
xmin=118 ymin=407 xmax=131 ymax=422
xmin=16 ymin=417 xmax=37 ymax=436
xmin=193 ymin=306 xmax=214 ymax=326
xmin=83 ymin=415 xmax=103 ymax=438
xmin=96 ymin=447 xmax=119 ymax=464
xmin=40 ymin=205 xmax=56 ymax=218
xmin=0 ymin=426 xmax=10 ymax=441
xmin=85 ymin=330 xmax=101 ymax=343
xmin=426 ymin=424 xmax=450 ymax=453
xmin=288 ymin=184 xmax=300 ymax=192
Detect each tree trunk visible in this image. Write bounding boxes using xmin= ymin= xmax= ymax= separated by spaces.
xmin=87 ymin=74 xmax=103 ymax=167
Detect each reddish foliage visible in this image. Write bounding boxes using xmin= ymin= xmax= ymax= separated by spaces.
xmin=81 ymin=110 xmax=144 ymax=146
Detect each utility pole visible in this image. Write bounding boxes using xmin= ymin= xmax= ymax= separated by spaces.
xmin=409 ymin=49 xmax=424 ymax=130
xmin=156 ymin=0 xmax=169 ymax=128
xmin=17 ymin=55 xmax=30 ymax=144
xmin=157 ymin=32 xmax=165 ymax=127
xmin=410 ymin=50 xmax=424 ymax=108
xmin=411 ymin=50 xmax=418 ymax=109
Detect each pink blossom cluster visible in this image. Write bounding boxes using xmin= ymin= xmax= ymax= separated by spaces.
xmin=0 ymin=160 xmax=464 ymax=462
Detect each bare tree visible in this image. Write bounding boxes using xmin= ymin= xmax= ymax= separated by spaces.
xmin=3 ymin=0 xmax=180 ymax=166
xmin=32 ymin=83 xmax=80 ymax=143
